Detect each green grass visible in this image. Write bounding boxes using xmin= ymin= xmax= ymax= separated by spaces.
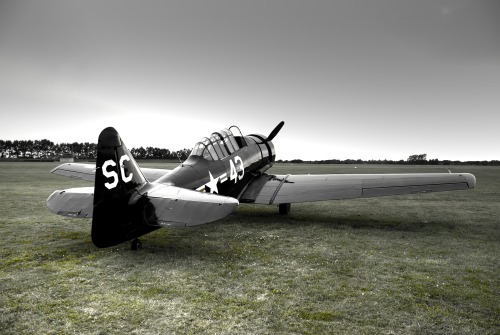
xmin=1 ymin=162 xmax=499 ymax=334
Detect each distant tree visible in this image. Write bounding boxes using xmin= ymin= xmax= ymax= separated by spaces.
xmin=159 ymin=148 xmax=171 ymax=159
xmin=176 ymin=149 xmax=190 ymax=160
xmin=136 ymin=147 xmax=147 ymax=159
xmin=407 ymin=154 xmax=427 ymax=165
xmin=428 ymin=158 xmax=440 ymax=165
xmin=80 ymin=142 xmax=94 ymax=158
xmin=145 ymin=146 xmax=154 ymax=158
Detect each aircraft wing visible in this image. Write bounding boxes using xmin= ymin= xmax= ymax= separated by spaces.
xmin=47 ymin=184 xmax=238 ymax=226
xmin=51 ymin=163 xmax=171 ymax=182
xmin=240 ymin=173 xmax=476 ymax=204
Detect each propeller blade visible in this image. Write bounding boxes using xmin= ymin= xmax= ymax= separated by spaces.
xmin=267 ymin=121 xmax=285 ymax=141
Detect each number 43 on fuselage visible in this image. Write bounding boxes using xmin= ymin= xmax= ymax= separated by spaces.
xmin=47 ymin=121 xmax=476 ymax=249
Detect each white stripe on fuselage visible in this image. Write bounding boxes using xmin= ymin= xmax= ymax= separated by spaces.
xmin=198 ymin=156 xmax=244 ymax=194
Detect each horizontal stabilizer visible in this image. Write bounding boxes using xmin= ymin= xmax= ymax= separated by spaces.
xmin=45 ymin=184 xmax=239 ymax=227
xmin=51 ymin=163 xmax=171 ymax=183
xmin=47 ymin=187 xmax=94 ymax=218
xmin=134 ymin=184 xmax=239 ymax=227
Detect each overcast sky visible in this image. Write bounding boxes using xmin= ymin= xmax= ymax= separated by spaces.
xmin=0 ymin=0 xmax=498 ymax=161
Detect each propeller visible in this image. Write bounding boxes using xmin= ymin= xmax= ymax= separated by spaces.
xmin=266 ymin=121 xmax=285 ymax=142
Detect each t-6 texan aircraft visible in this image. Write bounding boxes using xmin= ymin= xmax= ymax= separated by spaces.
xmin=47 ymin=122 xmax=476 ymax=249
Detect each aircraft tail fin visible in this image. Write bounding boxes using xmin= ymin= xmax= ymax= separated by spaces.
xmin=92 ymin=127 xmax=157 ymax=248
xmin=94 ymin=126 xmax=146 ymax=194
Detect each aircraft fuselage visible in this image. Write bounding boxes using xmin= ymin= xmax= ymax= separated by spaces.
xmin=156 ymin=134 xmax=276 ymax=200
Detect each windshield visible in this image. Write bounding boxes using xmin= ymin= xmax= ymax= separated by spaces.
xmin=189 ymin=127 xmax=245 ymax=160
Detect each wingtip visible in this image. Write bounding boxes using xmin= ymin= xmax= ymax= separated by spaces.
xmin=50 ymin=164 xmax=65 ymax=174
xmin=224 ymin=196 xmax=240 ymax=206
xmin=464 ymin=173 xmax=476 ymax=189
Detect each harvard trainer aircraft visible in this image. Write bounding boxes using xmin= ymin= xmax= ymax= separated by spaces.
xmin=47 ymin=122 xmax=476 ymax=249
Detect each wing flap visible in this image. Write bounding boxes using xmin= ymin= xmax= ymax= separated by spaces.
xmin=241 ymin=173 xmax=476 ymax=204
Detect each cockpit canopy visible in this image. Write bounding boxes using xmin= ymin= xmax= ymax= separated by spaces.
xmin=189 ymin=126 xmax=246 ymax=161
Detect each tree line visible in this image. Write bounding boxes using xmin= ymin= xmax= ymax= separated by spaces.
xmin=278 ymin=153 xmax=500 ymax=166
xmin=0 ymin=139 xmax=190 ymax=160
xmin=1 ymin=140 xmax=498 ymax=165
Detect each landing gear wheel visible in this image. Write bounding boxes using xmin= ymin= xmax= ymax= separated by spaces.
xmin=131 ymin=238 xmax=142 ymax=250
xmin=279 ymin=203 xmax=291 ymax=215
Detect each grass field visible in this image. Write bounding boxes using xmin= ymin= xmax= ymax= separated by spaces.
xmin=1 ymin=162 xmax=498 ymax=334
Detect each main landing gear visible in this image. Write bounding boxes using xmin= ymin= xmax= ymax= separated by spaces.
xmin=131 ymin=238 xmax=143 ymax=250
xmin=279 ymin=203 xmax=291 ymax=215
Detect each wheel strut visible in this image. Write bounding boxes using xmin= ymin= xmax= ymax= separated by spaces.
xmin=131 ymin=238 xmax=142 ymax=250
xmin=279 ymin=203 xmax=291 ymax=215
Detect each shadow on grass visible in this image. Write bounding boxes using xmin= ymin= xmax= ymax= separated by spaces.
xmin=41 ymin=226 xmax=246 ymax=266
xmin=40 ymin=200 xmax=460 ymax=264
xmin=231 ymin=203 xmax=459 ymax=234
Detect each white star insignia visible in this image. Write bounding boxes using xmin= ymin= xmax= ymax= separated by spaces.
xmin=206 ymin=171 xmax=219 ymax=194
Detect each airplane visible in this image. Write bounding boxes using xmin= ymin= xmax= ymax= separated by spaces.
xmin=47 ymin=122 xmax=476 ymax=249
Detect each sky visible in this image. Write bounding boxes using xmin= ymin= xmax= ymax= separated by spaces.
xmin=0 ymin=0 xmax=498 ymax=161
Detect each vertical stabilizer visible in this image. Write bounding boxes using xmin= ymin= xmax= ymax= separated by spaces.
xmin=92 ymin=127 xmax=157 ymax=248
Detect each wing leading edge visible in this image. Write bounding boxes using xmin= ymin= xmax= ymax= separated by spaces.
xmin=240 ymin=173 xmax=476 ymax=204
